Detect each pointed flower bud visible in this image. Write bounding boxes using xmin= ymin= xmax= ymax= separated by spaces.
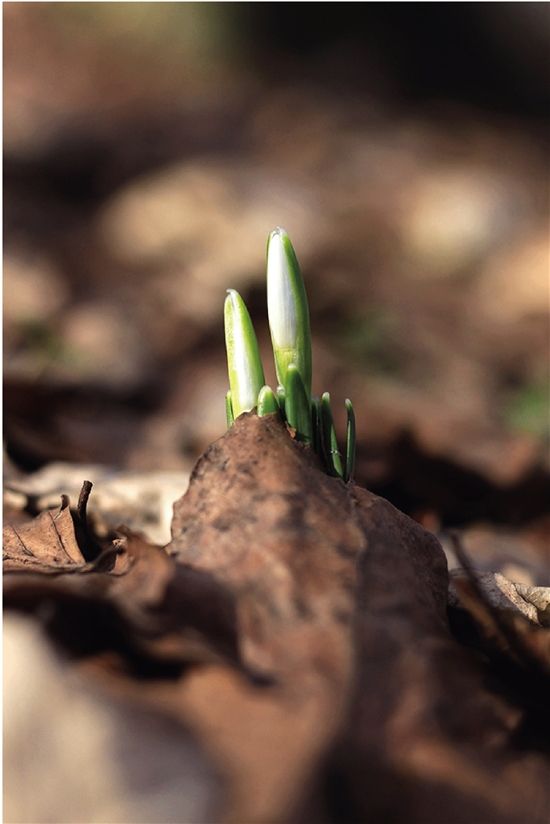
xmin=224 ymin=289 xmax=265 ymax=419
xmin=266 ymin=228 xmax=312 ymax=401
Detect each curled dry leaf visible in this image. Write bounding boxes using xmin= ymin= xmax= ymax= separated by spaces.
xmin=3 ymin=494 xmax=85 ymax=572
xmin=4 ymin=462 xmax=191 ymax=546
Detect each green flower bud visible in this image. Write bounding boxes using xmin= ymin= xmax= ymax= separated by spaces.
xmin=224 ymin=289 xmax=265 ymax=419
xmin=266 ymin=228 xmax=312 ymax=401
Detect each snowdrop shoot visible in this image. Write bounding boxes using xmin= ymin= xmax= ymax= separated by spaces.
xmin=266 ymin=227 xmax=312 ymax=400
xmin=224 ymin=289 xmax=266 ymax=423
xmin=223 ymin=228 xmax=356 ymax=481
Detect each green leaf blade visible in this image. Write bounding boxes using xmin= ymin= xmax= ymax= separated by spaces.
xmin=344 ymin=398 xmax=356 ymax=483
xmin=321 ymin=392 xmax=343 ymax=478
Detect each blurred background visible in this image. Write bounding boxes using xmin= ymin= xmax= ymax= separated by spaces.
xmin=3 ymin=2 xmax=549 ymax=581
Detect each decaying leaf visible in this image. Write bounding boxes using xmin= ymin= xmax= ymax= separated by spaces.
xmin=164 ymin=413 xmax=549 ymax=824
xmin=516 ymin=584 xmax=550 ymax=627
xmin=3 ymin=494 xmax=85 ymax=572
xmin=4 ymin=462 xmax=191 ymax=545
xmin=449 ymin=569 xmax=542 ymax=624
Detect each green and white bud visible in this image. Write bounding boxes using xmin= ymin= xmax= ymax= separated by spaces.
xmin=266 ymin=228 xmax=312 ymax=400
xmin=224 ymin=289 xmax=265 ymax=420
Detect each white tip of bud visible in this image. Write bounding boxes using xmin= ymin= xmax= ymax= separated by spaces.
xmin=267 ymin=227 xmax=297 ymax=350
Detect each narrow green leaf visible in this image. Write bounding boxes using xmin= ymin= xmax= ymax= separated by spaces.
xmin=224 ymin=289 xmax=265 ymax=419
xmin=285 ymin=364 xmax=313 ymax=444
xmin=257 ymin=385 xmax=279 ymax=417
xmin=344 ymin=398 xmax=356 ymax=483
xmin=321 ymin=392 xmax=343 ymax=478
xmin=226 ymin=390 xmax=235 ymax=427
xmin=266 ymin=228 xmax=312 ymax=401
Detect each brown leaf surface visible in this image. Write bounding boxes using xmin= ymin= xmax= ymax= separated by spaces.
xmin=3 ymin=494 xmax=85 ymax=572
xmin=164 ymin=413 xmax=549 ymax=824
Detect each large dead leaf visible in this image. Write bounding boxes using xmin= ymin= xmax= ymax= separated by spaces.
xmin=164 ymin=413 xmax=549 ymax=823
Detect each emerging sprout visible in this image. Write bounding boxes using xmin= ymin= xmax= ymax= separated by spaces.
xmin=223 ymin=229 xmax=356 ymax=482
xmin=267 ymin=228 xmax=312 ymax=402
xmin=224 ymin=289 xmax=265 ymax=420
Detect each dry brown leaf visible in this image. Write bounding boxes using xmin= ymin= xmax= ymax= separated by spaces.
xmin=164 ymin=413 xmax=549 ymax=824
xmin=516 ymin=584 xmax=550 ymax=627
xmin=449 ymin=569 xmax=541 ymax=624
xmin=3 ymin=494 xmax=85 ymax=573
